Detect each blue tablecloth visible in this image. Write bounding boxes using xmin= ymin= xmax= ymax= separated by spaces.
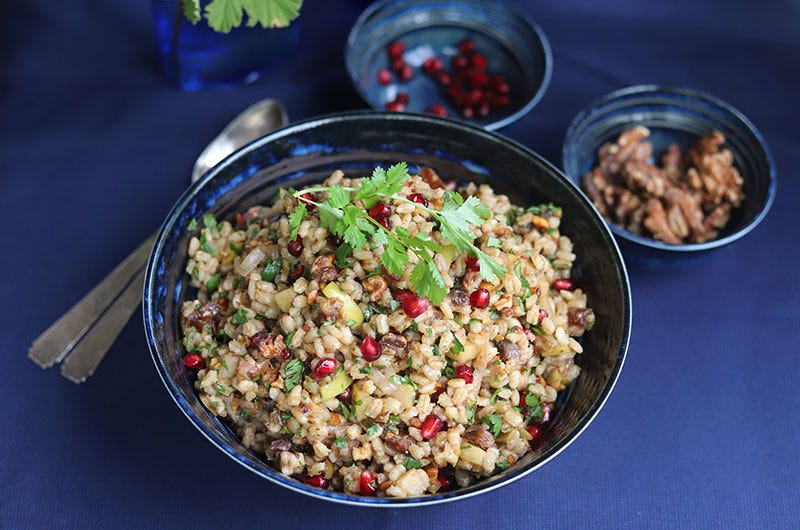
xmin=4 ymin=1 xmax=799 ymax=528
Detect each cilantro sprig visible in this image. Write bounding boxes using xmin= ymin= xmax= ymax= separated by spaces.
xmin=287 ymin=163 xmax=506 ymax=304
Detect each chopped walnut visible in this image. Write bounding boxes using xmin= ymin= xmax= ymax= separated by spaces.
xmin=362 ymin=275 xmax=388 ymax=302
xmin=310 ymin=254 xmax=338 ymax=282
xmin=582 ymin=127 xmax=745 ymax=244
xmin=379 ymin=333 xmax=408 ymax=356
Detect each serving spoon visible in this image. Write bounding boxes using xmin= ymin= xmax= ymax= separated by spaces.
xmin=28 ymin=98 xmax=289 ymax=383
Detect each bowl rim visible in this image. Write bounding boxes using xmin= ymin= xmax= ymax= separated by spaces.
xmin=344 ymin=0 xmax=553 ymax=131
xmin=562 ymin=84 xmax=777 ymax=252
xmin=143 ymin=110 xmax=631 ymax=507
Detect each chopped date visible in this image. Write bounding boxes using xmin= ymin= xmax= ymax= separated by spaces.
xmin=567 ymin=307 xmax=595 ymax=336
xmin=449 ymin=288 xmax=468 ymax=306
xmin=270 ymin=439 xmax=293 ymax=451
xmin=379 ymin=333 xmax=408 ymax=356
xmin=463 ymin=424 xmax=495 ymax=450
xmin=310 ymin=254 xmax=338 ymax=282
xmin=186 ymin=299 xmax=228 ymax=331
xmin=384 ymin=431 xmax=414 ymax=455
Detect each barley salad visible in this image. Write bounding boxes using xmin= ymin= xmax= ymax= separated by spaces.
xmin=180 ymin=163 xmax=595 ymax=497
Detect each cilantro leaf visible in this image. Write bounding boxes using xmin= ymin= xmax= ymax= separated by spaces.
xmin=525 ymin=392 xmax=544 ymax=423
xmin=203 ymin=213 xmax=217 ymax=230
xmin=482 ymin=414 xmax=503 ymax=438
xmin=288 ymin=203 xmax=307 ymax=240
xmin=206 ymin=273 xmax=221 ymax=293
xmin=327 ymin=187 xmax=350 ymax=209
xmin=334 ymin=242 xmax=352 ymax=268
xmin=261 ymin=259 xmax=282 ymax=282
xmin=476 ymin=251 xmax=507 ymax=284
xmin=404 ymin=456 xmax=422 ymax=470
xmin=409 ymin=259 xmax=446 ymax=305
xmin=380 ymin=238 xmax=408 ymax=278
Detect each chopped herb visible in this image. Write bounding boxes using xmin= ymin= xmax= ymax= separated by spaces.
xmin=199 ymin=231 xmax=214 ymax=254
xmin=490 ymin=386 xmax=505 ymax=404
xmin=389 ymin=375 xmax=402 ymax=386
xmin=255 ymin=314 xmax=268 ymax=322
xmin=238 ymin=409 xmax=250 ymax=421
xmin=482 ymin=414 xmax=503 ymax=438
xmin=187 ymin=218 xmax=197 ymax=231
xmin=322 ymin=320 xmax=336 ymax=327
xmin=515 ymin=262 xmax=530 ymax=289
xmin=432 ymin=345 xmax=441 ymax=357
xmin=214 ymin=383 xmax=225 ymax=396
xmin=450 ymin=334 xmax=465 ymax=356
xmin=346 ymin=319 xmax=358 ymax=327
xmin=530 ymin=325 xmax=544 ymax=336
xmin=202 ymin=213 xmax=217 ymax=231
xmin=283 ymin=358 xmax=304 ymax=392
xmin=525 ymin=392 xmax=544 ymax=423
xmin=285 ymin=330 xmax=296 ymax=347
xmin=191 ymin=265 xmax=199 ymax=279
xmin=206 ymin=273 xmax=221 ymax=293
xmin=261 ymin=259 xmax=283 ymax=282
xmin=495 ymin=459 xmax=510 ymax=472
xmin=359 ymin=366 xmax=373 ymax=375
xmin=443 ymin=357 xmax=455 ymax=378
xmin=404 ymin=456 xmax=422 ymax=470
xmin=219 ymin=359 xmax=228 ymax=370
xmin=526 ymin=202 xmax=562 ymax=217
xmin=228 ymin=242 xmax=243 ymax=255
xmin=366 ymin=423 xmax=380 ymax=437
xmin=339 ymin=402 xmax=353 ymax=421
xmin=231 ymin=309 xmax=248 ymax=325
xmin=465 ymin=400 xmax=476 ymax=423
xmin=586 ymin=319 xmax=595 ymax=330
xmin=334 ymin=241 xmax=353 ymax=268
xmin=367 ymin=303 xmax=384 ymax=315
xmin=426 ymin=328 xmax=433 ymax=338
xmin=389 ymin=299 xmax=401 ymax=312
xmin=335 ymin=436 xmax=348 ymax=449
xmin=468 ymin=318 xmax=481 ymax=326
xmin=410 ymin=320 xmax=419 ymax=332
xmin=546 ymin=228 xmax=557 ymax=235
xmin=487 ymin=236 xmax=503 ymax=248
xmin=387 ymin=415 xmax=400 ymax=433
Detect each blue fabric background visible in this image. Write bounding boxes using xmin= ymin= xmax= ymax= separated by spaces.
xmin=3 ymin=0 xmax=799 ymax=528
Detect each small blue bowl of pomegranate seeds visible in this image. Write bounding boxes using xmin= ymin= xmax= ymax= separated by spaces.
xmin=345 ymin=0 xmax=552 ymax=130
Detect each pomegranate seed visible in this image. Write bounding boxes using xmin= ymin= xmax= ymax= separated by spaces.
xmin=360 ymin=336 xmax=382 ymax=362
xmin=538 ymin=309 xmax=549 ymax=323
xmin=337 ymin=385 xmax=352 ymax=402
xmin=469 ymin=288 xmax=490 ymax=308
xmin=526 ymin=424 xmax=542 ymax=440
xmin=436 ymin=71 xmax=451 ymax=85
xmin=408 ymin=193 xmax=429 ymax=207
xmin=280 ymin=350 xmax=291 ymax=360
xmin=553 ymin=278 xmax=575 ymax=291
xmin=299 ymin=193 xmax=316 ymax=211
xmin=385 ymin=101 xmax=405 ymax=112
xmin=329 ymin=234 xmax=344 ymax=247
xmin=399 ymin=292 xmax=429 ymax=318
xmin=457 ymin=38 xmax=476 ymax=54
xmin=477 ymin=102 xmax=491 ymax=117
xmin=183 ymin=354 xmax=204 ymax=370
xmin=468 ymin=89 xmax=483 ymax=105
xmin=494 ymin=95 xmax=510 ymax=107
xmin=452 ymin=55 xmax=469 ymax=71
xmin=304 ymin=475 xmax=329 ymax=489
xmin=287 ymin=238 xmax=303 ymax=257
xmin=454 ymin=364 xmax=473 ymax=383
xmin=313 ymin=357 xmax=338 ymax=379
xmin=391 ymin=58 xmax=405 ymax=72
xmin=428 ymin=104 xmax=448 ymax=117
xmin=489 ymin=74 xmax=505 ymax=87
xmin=395 ymin=92 xmax=409 ymax=104
xmin=495 ymin=81 xmax=511 ymax=94
xmin=398 ymin=64 xmax=413 ymax=82
xmin=467 ymin=69 xmax=489 ymax=89
xmin=423 ymin=57 xmax=443 ymax=74
xmin=437 ymin=466 xmax=455 ymax=490
xmin=288 ymin=264 xmax=304 ymax=283
xmin=360 ymin=470 xmax=377 ymax=495
xmin=461 ymin=106 xmax=474 ymax=119
xmin=377 ymin=68 xmax=392 ymax=86
xmin=382 ymin=265 xmax=401 ymax=281
xmin=420 ymin=414 xmax=444 ymax=440
xmin=466 ymin=255 xmax=480 ymax=271
xmin=470 ymin=53 xmax=487 ymax=70
xmin=369 ymin=201 xmax=392 ymax=220
xmin=387 ymin=40 xmax=405 ymax=60
xmin=378 ymin=217 xmax=392 ymax=229
xmin=519 ymin=391 xmax=527 ymax=408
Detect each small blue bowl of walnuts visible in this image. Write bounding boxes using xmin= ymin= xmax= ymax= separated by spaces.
xmin=563 ymin=85 xmax=776 ymax=268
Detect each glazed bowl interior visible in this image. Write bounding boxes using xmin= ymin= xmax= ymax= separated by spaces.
xmin=345 ymin=0 xmax=552 ymax=130
xmin=563 ymin=85 xmax=776 ymax=267
xmin=144 ymin=112 xmax=631 ymax=506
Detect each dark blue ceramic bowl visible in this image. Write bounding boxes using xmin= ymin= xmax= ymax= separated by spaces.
xmin=345 ymin=0 xmax=552 ymax=130
xmin=143 ymin=112 xmax=631 ymax=507
xmin=563 ymin=85 xmax=776 ymax=268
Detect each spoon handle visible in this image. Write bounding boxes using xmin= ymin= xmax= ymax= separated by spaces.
xmin=28 ymin=234 xmax=154 ymax=370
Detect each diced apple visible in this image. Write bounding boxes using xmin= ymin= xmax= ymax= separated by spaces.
xmin=274 ymin=287 xmax=295 ymax=312
xmin=447 ymin=338 xmax=480 ymax=363
xmin=319 ymin=369 xmax=353 ymax=401
xmin=460 ymin=444 xmax=487 ymax=466
xmin=322 ymin=282 xmax=364 ymax=326
xmin=440 ymin=244 xmax=456 ymax=264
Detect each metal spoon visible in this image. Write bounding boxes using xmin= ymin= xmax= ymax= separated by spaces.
xmin=29 ymin=98 xmax=289 ymax=383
